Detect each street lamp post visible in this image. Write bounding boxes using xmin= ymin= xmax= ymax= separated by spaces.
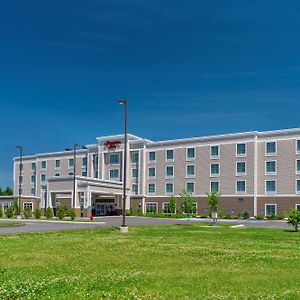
xmin=16 ymin=145 xmax=23 ymax=217
xmin=118 ymin=99 xmax=128 ymax=232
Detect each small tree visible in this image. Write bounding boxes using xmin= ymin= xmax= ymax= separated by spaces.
xmin=68 ymin=208 xmax=76 ymax=221
xmin=5 ymin=207 xmax=14 ymax=218
xmin=168 ymin=195 xmax=176 ymax=214
xmin=45 ymin=207 xmax=53 ymax=219
xmin=0 ymin=207 xmax=3 ymax=218
xmin=206 ymin=191 xmax=221 ymax=224
xmin=23 ymin=207 xmax=32 ymax=219
xmin=33 ymin=208 xmax=41 ymax=219
xmin=287 ymin=209 xmax=300 ymax=232
xmin=180 ymin=190 xmax=196 ymax=223
xmin=57 ymin=206 xmax=66 ymax=220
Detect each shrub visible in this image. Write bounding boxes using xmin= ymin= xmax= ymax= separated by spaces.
xmin=5 ymin=207 xmax=14 ymax=218
xmin=242 ymin=210 xmax=250 ymax=219
xmin=45 ymin=207 xmax=53 ymax=219
xmin=68 ymin=208 xmax=76 ymax=221
xmin=224 ymin=214 xmax=232 ymax=219
xmin=34 ymin=209 xmax=41 ymax=219
xmin=57 ymin=206 xmax=66 ymax=220
xmin=0 ymin=207 xmax=3 ymax=218
xmin=23 ymin=207 xmax=32 ymax=219
xmin=256 ymin=215 xmax=264 ymax=220
xmin=287 ymin=209 xmax=300 ymax=232
xmin=168 ymin=195 xmax=176 ymax=214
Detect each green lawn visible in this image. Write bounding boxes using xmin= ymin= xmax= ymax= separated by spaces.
xmin=0 ymin=222 xmax=23 ymax=227
xmin=0 ymin=224 xmax=299 ymax=300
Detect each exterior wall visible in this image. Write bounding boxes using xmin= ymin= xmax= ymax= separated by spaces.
xmin=257 ymin=197 xmax=300 ymax=216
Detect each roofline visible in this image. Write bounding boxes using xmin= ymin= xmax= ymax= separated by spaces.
xmin=96 ymin=133 xmax=145 ymax=141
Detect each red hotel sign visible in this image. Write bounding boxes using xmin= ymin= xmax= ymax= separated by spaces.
xmin=104 ymin=140 xmax=122 ymax=151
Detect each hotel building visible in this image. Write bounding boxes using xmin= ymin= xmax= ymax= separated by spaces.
xmin=12 ymin=128 xmax=300 ymax=217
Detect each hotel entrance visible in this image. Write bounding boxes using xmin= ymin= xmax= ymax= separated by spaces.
xmin=92 ymin=198 xmax=116 ymax=216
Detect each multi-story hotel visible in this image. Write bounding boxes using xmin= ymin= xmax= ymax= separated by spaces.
xmin=12 ymin=128 xmax=300 ymax=217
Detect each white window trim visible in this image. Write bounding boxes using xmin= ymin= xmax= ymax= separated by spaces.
xmin=265 ymin=160 xmax=277 ymax=176
xmin=265 ymin=141 xmax=277 ymax=156
xmin=236 ymin=161 xmax=247 ymax=176
xmin=165 ymin=165 xmax=174 ymax=179
xmin=295 ymin=139 xmax=300 ymax=155
xmin=148 ymin=167 xmax=156 ymax=179
xmin=165 ymin=182 xmax=174 ymax=195
xmin=210 ymin=163 xmax=220 ymax=177
xmin=23 ymin=202 xmax=33 ymax=211
xmin=296 ymin=159 xmax=300 ymax=175
xmin=210 ymin=145 xmax=220 ymax=159
xmin=295 ymin=204 xmax=300 ymax=211
xmin=41 ymin=161 xmax=47 ymax=169
xmin=130 ymin=152 xmax=139 ymax=164
xmin=131 ymin=183 xmax=138 ymax=195
xmin=210 ymin=181 xmax=220 ymax=193
xmin=186 ymin=181 xmax=195 ymax=195
xmin=145 ymin=202 xmax=158 ymax=213
xmin=165 ymin=149 xmax=174 ymax=162
xmin=162 ymin=202 xmax=171 ymax=212
xmin=109 ymin=168 xmax=120 ymax=181
xmin=236 ymin=143 xmax=247 ymax=157
xmin=148 ymin=183 xmax=156 ymax=195
xmin=186 ymin=147 xmax=196 ymax=161
xmin=236 ymin=180 xmax=247 ymax=195
xmin=40 ymin=174 xmax=46 ymax=182
xmin=186 ymin=164 xmax=195 ymax=178
xmin=131 ymin=168 xmax=138 ymax=178
xmin=148 ymin=151 xmax=156 ymax=163
xmin=265 ymin=179 xmax=277 ymax=195
xmin=109 ymin=153 xmax=120 ymax=165
xmin=265 ymin=203 xmax=277 ymax=216
xmin=295 ymin=179 xmax=300 ymax=194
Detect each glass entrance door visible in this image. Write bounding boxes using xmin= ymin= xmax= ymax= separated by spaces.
xmin=95 ymin=202 xmax=115 ymax=216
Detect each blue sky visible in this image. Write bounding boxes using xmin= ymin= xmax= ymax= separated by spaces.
xmin=1 ymin=0 xmax=300 ymax=188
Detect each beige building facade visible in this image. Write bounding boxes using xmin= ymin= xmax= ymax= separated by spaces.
xmin=13 ymin=129 xmax=300 ymax=217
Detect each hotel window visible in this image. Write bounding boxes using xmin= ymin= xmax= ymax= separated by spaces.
xmin=55 ymin=160 xmax=60 ymax=169
xmin=41 ymin=161 xmax=47 ymax=169
xmin=31 ymin=162 xmax=36 ymax=171
xmin=265 ymin=204 xmax=276 ymax=216
xmin=296 ymin=180 xmax=300 ymax=194
xmin=131 ymin=184 xmax=138 ymax=195
xmin=265 ymin=161 xmax=276 ymax=174
xmin=210 ymin=163 xmax=220 ymax=176
xmin=266 ymin=142 xmax=276 ymax=155
xmin=23 ymin=202 xmax=33 ymax=211
xmin=81 ymin=171 xmax=87 ymax=177
xmin=236 ymin=143 xmax=246 ymax=156
xmin=236 ymin=180 xmax=246 ymax=194
xmin=166 ymin=166 xmax=174 ymax=178
xmin=149 ymin=151 xmax=156 ymax=162
xmin=82 ymin=157 xmax=87 ymax=166
xmin=68 ymin=158 xmax=74 ymax=167
xmin=210 ymin=181 xmax=220 ymax=192
xmin=148 ymin=167 xmax=156 ymax=178
xmin=186 ymin=182 xmax=195 ymax=194
xmin=68 ymin=172 xmax=74 ymax=176
xmin=166 ymin=183 xmax=174 ymax=194
xmin=132 ymin=168 xmax=138 ymax=178
xmin=296 ymin=204 xmax=300 ymax=211
xmin=109 ymin=153 xmax=120 ymax=164
xmin=211 ymin=145 xmax=219 ymax=158
xmin=146 ymin=202 xmax=157 ymax=213
xmin=297 ymin=160 xmax=300 ymax=174
xmin=131 ymin=152 xmax=139 ymax=163
xmin=109 ymin=169 xmax=119 ymax=181
xmin=31 ymin=175 xmax=36 ymax=184
xmin=186 ymin=147 xmax=195 ymax=160
xmin=297 ymin=140 xmax=300 ymax=154
xmin=236 ymin=162 xmax=246 ymax=175
xmin=148 ymin=184 xmax=156 ymax=195
xmin=162 ymin=202 xmax=170 ymax=213
xmin=186 ymin=165 xmax=195 ymax=177
xmin=166 ymin=149 xmax=174 ymax=161
xmin=55 ymin=173 xmax=60 ymax=177
xmin=30 ymin=188 xmax=36 ymax=196
xmin=183 ymin=202 xmax=197 ymax=214
xmin=265 ymin=180 xmax=276 ymax=193
xmin=40 ymin=174 xmax=46 ymax=182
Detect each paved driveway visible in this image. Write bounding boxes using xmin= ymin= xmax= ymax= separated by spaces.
xmin=0 ymin=216 xmax=292 ymax=234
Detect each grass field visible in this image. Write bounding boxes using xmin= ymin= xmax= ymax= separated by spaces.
xmin=0 ymin=224 xmax=299 ymax=300
xmin=0 ymin=222 xmax=23 ymax=227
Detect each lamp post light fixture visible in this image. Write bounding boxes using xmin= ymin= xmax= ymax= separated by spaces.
xmin=65 ymin=144 xmax=80 ymax=209
xmin=16 ymin=145 xmax=23 ymax=217
xmin=118 ymin=99 xmax=128 ymax=232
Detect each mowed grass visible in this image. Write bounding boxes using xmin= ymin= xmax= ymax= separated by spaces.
xmin=0 ymin=224 xmax=299 ymax=300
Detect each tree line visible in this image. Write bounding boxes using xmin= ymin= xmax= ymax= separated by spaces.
xmin=0 ymin=186 xmax=13 ymax=196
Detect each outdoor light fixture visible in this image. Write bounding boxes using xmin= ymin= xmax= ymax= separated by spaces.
xmin=118 ymin=99 xmax=128 ymax=232
xmin=16 ymin=145 xmax=23 ymax=217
